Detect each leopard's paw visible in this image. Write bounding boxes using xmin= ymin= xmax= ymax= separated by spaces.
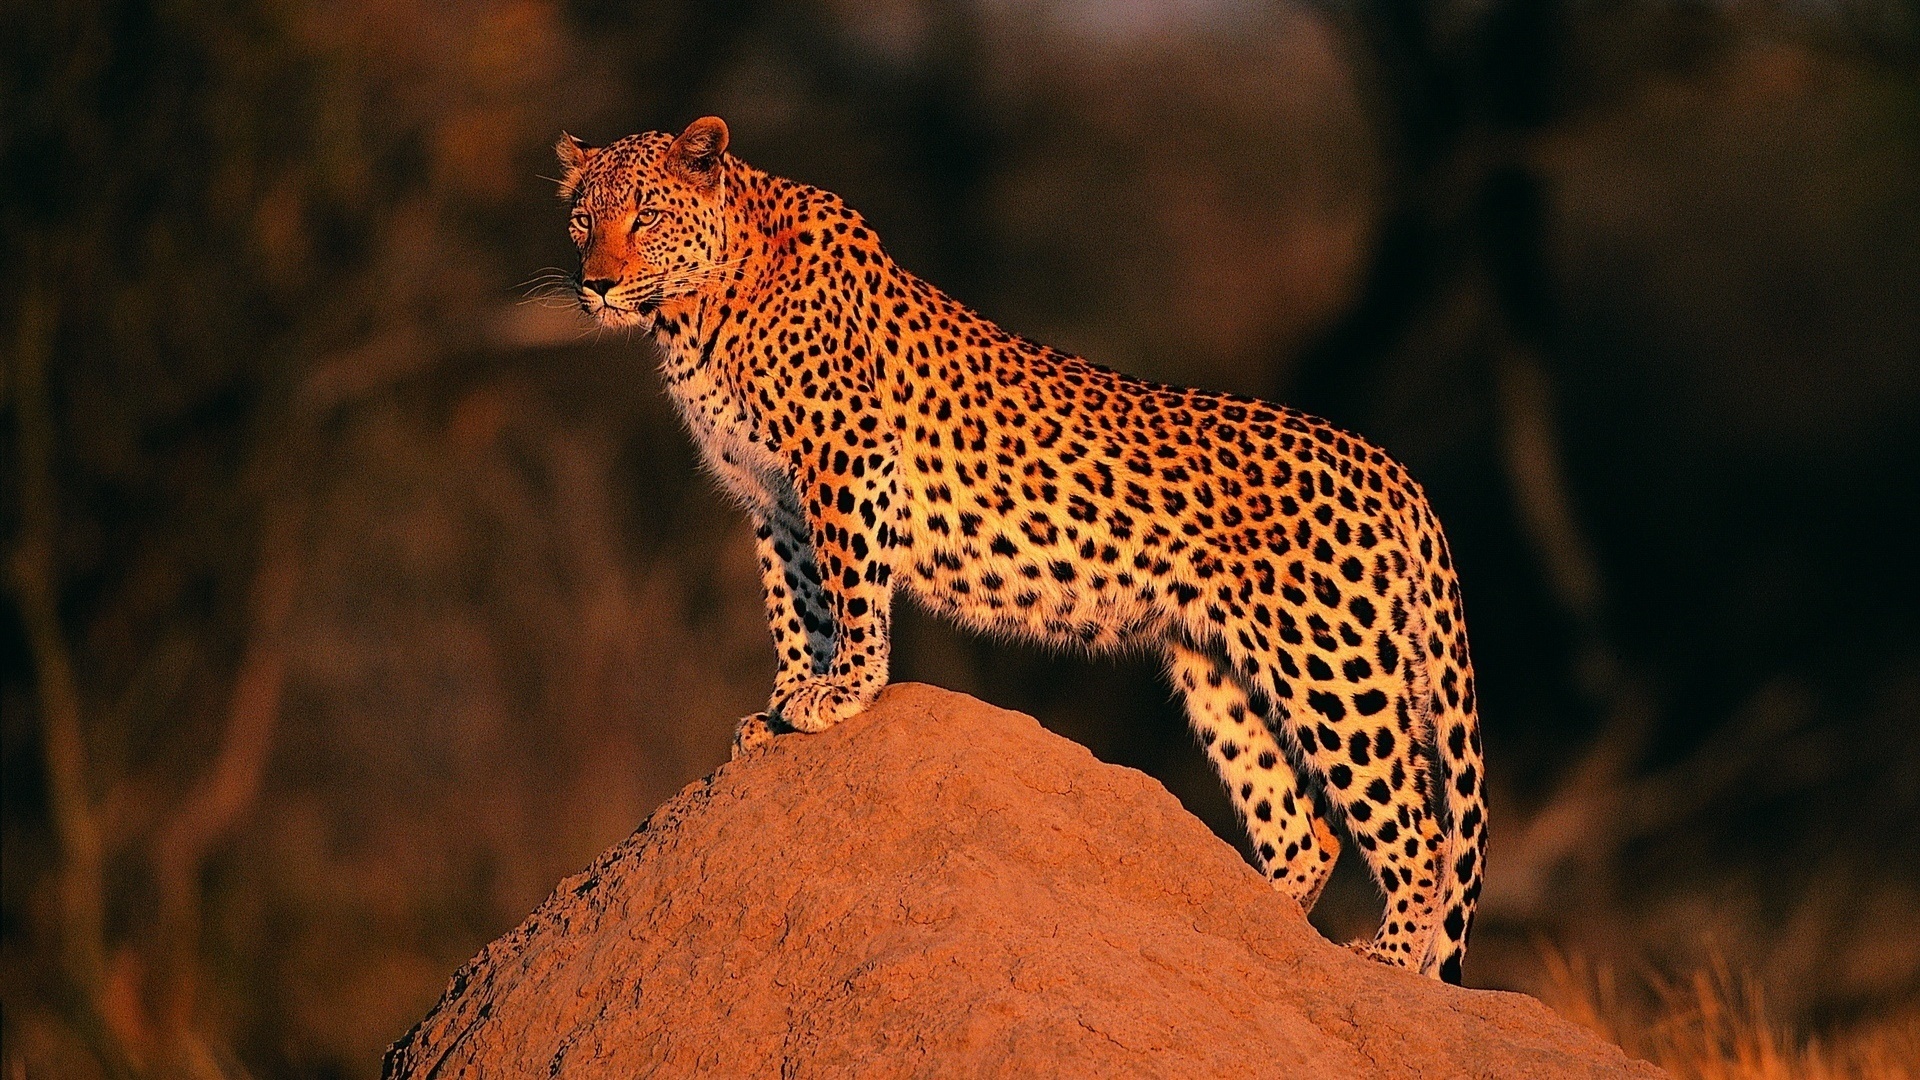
xmin=773 ymin=681 xmax=865 ymax=733
xmin=1346 ymin=938 xmax=1417 ymax=971
xmin=732 ymin=711 xmax=779 ymax=759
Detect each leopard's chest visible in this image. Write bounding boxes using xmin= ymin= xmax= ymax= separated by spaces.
xmin=658 ymin=343 xmax=783 ymax=506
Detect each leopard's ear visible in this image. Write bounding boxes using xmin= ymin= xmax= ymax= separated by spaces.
xmin=554 ymin=133 xmax=598 ymax=199
xmin=667 ymin=116 xmax=729 ymax=188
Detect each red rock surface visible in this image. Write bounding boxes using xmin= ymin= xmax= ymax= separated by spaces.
xmin=385 ymin=683 xmax=1663 ymax=1079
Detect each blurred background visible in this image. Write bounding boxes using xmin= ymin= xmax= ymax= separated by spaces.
xmin=4 ymin=0 xmax=1918 ymax=1075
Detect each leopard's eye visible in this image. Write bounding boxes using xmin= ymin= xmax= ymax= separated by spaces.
xmin=569 ymin=209 xmax=591 ymax=233
xmin=631 ymin=208 xmax=660 ymax=232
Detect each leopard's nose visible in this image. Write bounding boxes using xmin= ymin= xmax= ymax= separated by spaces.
xmin=581 ymin=278 xmax=616 ymax=297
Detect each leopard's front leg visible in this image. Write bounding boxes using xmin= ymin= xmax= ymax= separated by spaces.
xmin=770 ymin=454 xmax=898 ymax=734
xmin=735 ymin=500 xmax=839 ymax=756
xmin=753 ymin=502 xmax=837 ymax=698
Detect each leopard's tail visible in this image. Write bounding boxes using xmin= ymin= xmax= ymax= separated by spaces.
xmin=1411 ymin=532 xmax=1486 ymax=985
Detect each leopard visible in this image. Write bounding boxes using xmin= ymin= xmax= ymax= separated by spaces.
xmin=556 ymin=116 xmax=1486 ymax=983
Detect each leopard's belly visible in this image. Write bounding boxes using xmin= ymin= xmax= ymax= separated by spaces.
xmin=895 ymin=467 xmax=1172 ymax=651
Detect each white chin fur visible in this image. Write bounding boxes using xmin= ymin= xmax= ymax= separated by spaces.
xmin=582 ymin=298 xmax=652 ymax=331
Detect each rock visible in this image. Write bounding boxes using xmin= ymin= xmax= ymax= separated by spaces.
xmin=385 ymin=683 xmax=1663 ymax=1079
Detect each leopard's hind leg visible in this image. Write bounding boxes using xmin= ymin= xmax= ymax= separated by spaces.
xmin=1212 ymin=620 xmax=1454 ymax=976
xmin=1167 ymin=639 xmax=1339 ymax=910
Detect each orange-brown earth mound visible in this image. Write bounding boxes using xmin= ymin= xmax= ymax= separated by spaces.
xmin=385 ymin=683 xmax=1662 ymax=1079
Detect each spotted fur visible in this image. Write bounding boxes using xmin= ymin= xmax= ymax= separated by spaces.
xmin=559 ymin=118 xmax=1486 ymax=982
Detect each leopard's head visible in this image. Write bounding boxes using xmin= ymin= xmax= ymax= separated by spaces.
xmin=556 ymin=116 xmax=732 ymax=330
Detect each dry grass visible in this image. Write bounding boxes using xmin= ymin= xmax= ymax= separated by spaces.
xmin=1538 ymin=947 xmax=1919 ymax=1080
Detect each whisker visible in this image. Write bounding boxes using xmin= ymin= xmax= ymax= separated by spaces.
xmin=516 ymin=267 xmax=575 ymax=289
xmin=518 ymin=295 xmax=582 ymax=310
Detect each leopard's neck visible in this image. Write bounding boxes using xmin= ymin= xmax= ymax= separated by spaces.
xmin=650 ymin=168 xmax=919 ymax=445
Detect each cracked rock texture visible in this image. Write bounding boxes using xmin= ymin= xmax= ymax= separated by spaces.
xmin=385 ymin=683 xmax=1662 ymax=1079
